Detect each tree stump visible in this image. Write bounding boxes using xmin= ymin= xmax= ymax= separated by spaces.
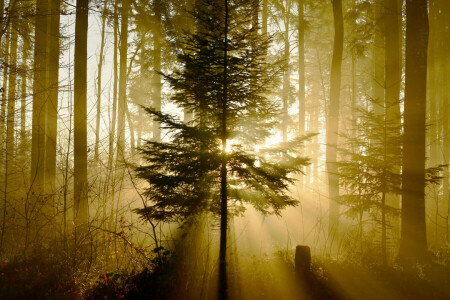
xmin=295 ymin=245 xmax=311 ymax=276
xmin=295 ymin=245 xmax=312 ymax=298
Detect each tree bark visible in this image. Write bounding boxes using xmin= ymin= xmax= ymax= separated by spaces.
xmin=219 ymin=2 xmax=229 ymax=299
xmin=443 ymin=0 xmax=450 ymax=243
xmin=282 ymin=1 xmax=290 ymax=143
xmin=95 ymin=0 xmax=109 ymax=161
xmin=45 ymin=0 xmax=60 ymax=195
xmin=384 ymin=0 xmax=401 ymax=244
xmin=6 ymin=11 xmax=17 ymax=183
xmin=298 ymin=0 xmax=305 ymax=135
xmin=152 ymin=0 xmax=162 ymax=142
xmin=0 ymin=28 xmax=9 ymax=174
xmin=326 ymin=0 xmax=343 ymax=237
xmin=108 ymin=2 xmax=118 ymax=180
xmin=74 ymin=0 xmax=89 ymax=225
xmin=399 ymin=0 xmax=429 ymax=262
xmin=31 ymin=0 xmax=48 ymax=196
xmin=373 ymin=0 xmax=384 ymax=114
xmin=117 ymin=0 xmax=129 ymax=161
xmin=20 ymin=31 xmax=29 ymax=157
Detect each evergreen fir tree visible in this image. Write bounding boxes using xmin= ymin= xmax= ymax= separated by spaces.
xmin=135 ymin=0 xmax=311 ymax=296
xmin=337 ymin=99 xmax=402 ymax=265
xmin=337 ymin=98 xmax=443 ymax=264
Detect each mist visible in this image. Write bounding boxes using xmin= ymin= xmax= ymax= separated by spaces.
xmin=0 ymin=0 xmax=449 ymax=299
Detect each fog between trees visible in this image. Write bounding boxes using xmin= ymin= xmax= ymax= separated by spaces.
xmin=0 ymin=0 xmax=449 ymax=299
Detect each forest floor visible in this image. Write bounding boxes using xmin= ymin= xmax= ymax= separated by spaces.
xmin=1 ymin=250 xmax=450 ymax=299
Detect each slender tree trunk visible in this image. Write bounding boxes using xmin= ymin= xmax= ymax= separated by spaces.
xmin=326 ymin=0 xmax=343 ymax=237
xmin=282 ymin=2 xmax=290 ymax=143
xmin=384 ymin=0 xmax=401 ymax=245
xmin=0 ymin=27 xmax=9 ymax=174
xmin=297 ymin=0 xmax=305 ymax=190
xmin=152 ymin=0 xmax=162 ymax=142
xmin=0 ymin=27 xmax=8 ymax=250
xmin=219 ymin=2 xmax=229 ymax=299
xmin=0 ymin=0 xmax=3 ymax=32
xmin=262 ymin=0 xmax=267 ymax=37
xmin=6 ymin=11 xmax=17 ymax=187
xmin=108 ymin=2 xmax=119 ymax=236
xmin=373 ymin=0 xmax=384 ymax=113
xmin=351 ymin=45 xmax=356 ymax=142
xmin=298 ymin=0 xmax=305 ymax=136
xmin=434 ymin=0 xmax=449 ymax=244
xmin=427 ymin=2 xmax=438 ymax=245
xmin=31 ymin=0 xmax=48 ymax=197
xmin=74 ymin=0 xmax=89 ymax=225
xmin=117 ymin=0 xmax=128 ymax=161
xmin=45 ymin=0 xmax=60 ymax=195
xmin=398 ymin=0 xmax=429 ymax=262
xmin=1 ymin=16 xmax=16 ymax=250
xmin=0 ymin=0 xmax=5 ymax=45
xmin=137 ymin=56 xmax=143 ymax=148
xmin=95 ymin=0 xmax=109 ymax=161
xmin=20 ymin=33 xmax=28 ymax=157
xmin=108 ymin=2 xmax=118 ymax=183
xmin=350 ymin=0 xmax=357 ymax=140
xmin=444 ymin=62 xmax=449 ymax=243
xmin=381 ymin=190 xmax=387 ymax=265
xmin=443 ymin=0 xmax=450 ymax=243
xmin=183 ymin=0 xmax=194 ymax=123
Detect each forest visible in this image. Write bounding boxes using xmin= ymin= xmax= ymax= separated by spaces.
xmin=0 ymin=0 xmax=449 ymax=299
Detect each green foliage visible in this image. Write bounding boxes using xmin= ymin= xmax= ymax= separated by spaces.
xmin=337 ymin=100 xmax=402 ymax=218
xmin=135 ymin=0 xmax=310 ymax=225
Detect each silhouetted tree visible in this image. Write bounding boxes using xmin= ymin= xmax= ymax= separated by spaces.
xmin=327 ymin=0 xmax=343 ymax=237
xmin=398 ymin=0 xmax=429 ymax=262
xmin=135 ymin=0 xmax=310 ymax=298
xmin=338 ymin=99 xmax=402 ymax=265
xmin=74 ymin=0 xmax=89 ymax=225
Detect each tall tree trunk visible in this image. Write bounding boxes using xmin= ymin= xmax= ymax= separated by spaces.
xmin=219 ymin=2 xmax=229 ymax=299
xmin=0 ymin=0 xmax=3 ymax=32
xmin=6 ymin=11 xmax=17 ymax=187
xmin=107 ymin=0 xmax=119 ymax=239
xmin=443 ymin=47 xmax=449 ymax=242
xmin=262 ymin=0 xmax=268 ymax=37
xmin=443 ymin=0 xmax=450 ymax=243
xmin=108 ymin=2 xmax=118 ymax=182
xmin=427 ymin=0 xmax=439 ymax=245
xmin=152 ymin=0 xmax=162 ymax=142
xmin=326 ymin=0 xmax=343 ymax=237
xmin=298 ymin=0 xmax=305 ymax=136
xmin=381 ymin=191 xmax=387 ymax=265
xmin=384 ymin=0 xmax=401 ymax=244
xmin=282 ymin=1 xmax=290 ymax=143
xmin=351 ymin=43 xmax=356 ymax=143
xmin=444 ymin=62 xmax=449 ymax=243
xmin=1 ymin=15 xmax=17 ymax=250
xmin=45 ymin=0 xmax=60 ymax=195
xmin=384 ymin=0 xmax=401 ymax=123
xmin=117 ymin=0 xmax=129 ymax=161
xmin=31 ymin=0 xmax=48 ymax=197
xmin=373 ymin=0 xmax=384 ymax=113
xmin=399 ymin=0 xmax=429 ymax=262
xmin=74 ymin=0 xmax=89 ymax=225
xmin=0 ymin=27 xmax=7 ymax=250
xmin=95 ymin=0 xmax=109 ymax=161
xmin=183 ymin=0 xmax=194 ymax=123
xmin=0 ymin=28 xmax=9 ymax=174
xmin=20 ymin=33 xmax=29 ymax=157
xmin=297 ymin=0 xmax=305 ymax=190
